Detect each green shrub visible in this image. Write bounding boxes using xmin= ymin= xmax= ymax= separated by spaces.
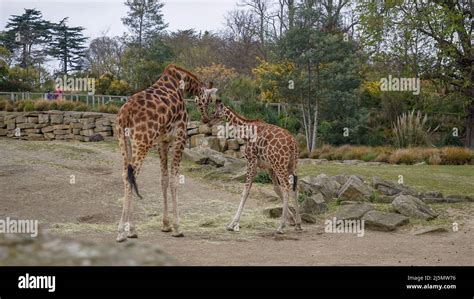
xmin=73 ymin=103 xmax=88 ymax=111
xmin=107 ymin=105 xmax=119 ymax=114
xmin=299 ymin=149 xmax=309 ymax=158
xmin=362 ymin=152 xmax=378 ymax=162
xmin=5 ymin=101 xmax=14 ymax=112
xmin=0 ymin=99 xmax=7 ymax=110
xmin=57 ymin=100 xmax=75 ymax=111
xmin=23 ymin=101 xmax=35 ymax=112
xmin=389 ymin=149 xmax=421 ymax=164
xmin=97 ymin=105 xmax=109 ymax=113
xmin=441 ymin=133 xmax=463 ymax=147
xmin=253 ymin=172 xmax=272 ymax=184
xmin=34 ymin=100 xmax=51 ymax=111
xmin=49 ymin=101 xmax=58 ymax=110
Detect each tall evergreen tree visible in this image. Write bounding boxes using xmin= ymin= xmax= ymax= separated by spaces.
xmin=121 ymin=0 xmax=168 ymax=49
xmin=49 ymin=18 xmax=87 ymax=75
xmin=1 ymin=8 xmax=52 ymax=68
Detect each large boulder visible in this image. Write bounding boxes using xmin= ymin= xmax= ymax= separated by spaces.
xmin=183 ymin=148 xmax=208 ymax=164
xmin=299 ymin=174 xmax=341 ymax=201
xmin=337 ymin=175 xmax=373 ymax=202
xmin=392 ymin=195 xmax=438 ymax=220
xmin=299 ymin=193 xmax=328 ymax=215
xmin=334 ymin=203 xmax=373 ymax=220
xmin=362 ymin=210 xmax=409 ymax=231
xmin=371 ymin=176 xmax=418 ymax=196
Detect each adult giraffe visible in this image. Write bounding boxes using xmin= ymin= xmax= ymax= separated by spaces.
xmin=209 ymin=99 xmax=302 ymax=234
xmin=115 ymin=64 xmax=217 ymax=242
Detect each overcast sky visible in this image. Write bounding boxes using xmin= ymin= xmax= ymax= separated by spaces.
xmin=0 ymin=0 xmax=238 ymax=39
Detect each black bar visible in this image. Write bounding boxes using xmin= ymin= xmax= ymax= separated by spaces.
xmin=0 ymin=266 xmax=472 ymax=298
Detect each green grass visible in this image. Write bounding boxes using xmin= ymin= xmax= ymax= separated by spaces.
xmin=299 ymin=163 xmax=474 ymax=197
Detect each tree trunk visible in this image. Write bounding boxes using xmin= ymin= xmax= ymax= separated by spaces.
xmin=288 ymin=0 xmax=295 ymax=30
xmin=465 ymin=103 xmax=474 ymax=149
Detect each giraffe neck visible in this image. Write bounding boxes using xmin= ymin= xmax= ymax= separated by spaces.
xmin=223 ymin=105 xmax=257 ymax=126
xmin=155 ymin=65 xmax=204 ymax=96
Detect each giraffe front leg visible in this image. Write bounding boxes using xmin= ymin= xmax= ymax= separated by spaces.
xmin=227 ymin=159 xmax=257 ymax=232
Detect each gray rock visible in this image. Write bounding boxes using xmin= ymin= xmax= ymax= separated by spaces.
xmin=362 ymin=210 xmax=409 ymax=231
xmin=187 ymin=128 xmax=199 ymax=136
xmin=375 ymin=195 xmax=396 ymax=204
xmin=82 ymin=112 xmax=103 ymax=118
xmin=198 ymin=124 xmax=212 ymax=135
xmin=337 ymin=175 xmax=373 ymax=202
xmin=300 ymin=174 xmax=341 ymax=201
xmin=231 ymin=169 xmax=248 ymax=182
xmin=300 ymin=213 xmax=317 ymax=223
xmin=339 ymin=200 xmax=361 ymax=205
xmin=332 ymin=174 xmax=351 ymax=186
xmin=190 ymin=134 xmax=206 ymax=147
xmin=50 ymin=114 xmax=63 ymax=124
xmin=299 ymin=193 xmax=328 ymax=215
xmin=422 ymin=191 xmax=444 ymax=198
xmin=187 ymin=121 xmax=199 ymax=130
xmin=258 ymin=188 xmax=279 ymax=202
xmin=392 ymin=195 xmax=438 ymax=220
xmin=263 ymin=206 xmax=296 ymax=218
xmin=89 ymin=134 xmax=104 ymax=142
xmin=413 ymin=226 xmax=449 ymax=235
xmin=227 ymin=139 xmax=240 ymax=150
xmin=183 ymin=148 xmax=208 ymax=164
xmin=335 ymin=203 xmax=373 ymax=220
xmin=371 ymin=176 xmax=403 ymax=196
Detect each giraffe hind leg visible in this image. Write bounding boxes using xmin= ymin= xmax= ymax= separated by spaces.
xmin=268 ymin=169 xmax=296 ymax=226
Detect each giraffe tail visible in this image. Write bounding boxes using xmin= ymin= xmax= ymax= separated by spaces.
xmin=127 ymin=164 xmax=143 ymax=200
xmin=292 ymin=175 xmax=298 ymax=192
xmin=123 ymin=132 xmax=143 ymax=200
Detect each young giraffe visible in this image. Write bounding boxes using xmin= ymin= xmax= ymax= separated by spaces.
xmin=115 ymin=64 xmax=217 ymax=242
xmin=209 ymin=99 xmax=302 ymax=234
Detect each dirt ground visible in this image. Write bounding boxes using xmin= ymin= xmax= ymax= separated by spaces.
xmin=0 ymin=138 xmax=473 ymax=266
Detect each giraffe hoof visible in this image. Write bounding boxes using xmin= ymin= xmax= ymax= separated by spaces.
xmin=116 ymin=233 xmax=127 ymax=242
xmin=276 ymin=228 xmax=285 ymax=234
xmin=172 ymin=232 xmax=184 ymax=237
xmin=161 ymin=226 xmax=172 ymax=233
xmin=226 ymin=223 xmax=240 ymax=232
xmin=295 ymin=225 xmax=303 ymax=232
xmin=127 ymin=233 xmax=138 ymax=238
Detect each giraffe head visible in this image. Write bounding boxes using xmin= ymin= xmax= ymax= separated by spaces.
xmin=208 ymin=98 xmax=225 ymax=126
xmin=195 ymin=82 xmax=218 ymax=124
